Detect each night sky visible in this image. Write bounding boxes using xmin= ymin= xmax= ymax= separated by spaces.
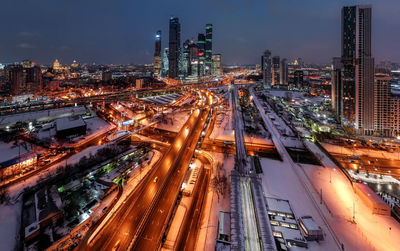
xmin=1 ymin=0 xmax=399 ymax=65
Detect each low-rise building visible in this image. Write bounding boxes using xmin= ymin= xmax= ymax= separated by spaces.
xmin=266 ymin=197 xmax=308 ymax=249
xmin=55 ymin=115 xmax=87 ymax=139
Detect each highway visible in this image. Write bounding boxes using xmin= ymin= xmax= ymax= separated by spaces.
xmin=331 ymin=152 xmax=400 ymax=178
xmin=131 ymin=94 xmax=211 ymax=250
xmin=78 ymin=91 xmax=212 ymax=251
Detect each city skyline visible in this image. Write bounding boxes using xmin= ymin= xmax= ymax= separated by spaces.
xmin=0 ymin=0 xmax=399 ymax=65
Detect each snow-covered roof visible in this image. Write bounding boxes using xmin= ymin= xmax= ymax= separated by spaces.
xmin=299 ymin=216 xmax=320 ymax=231
xmin=56 ymin=115 xmax=86 ymax=132
xmin=266 ymin=197 xmax=293 ymax=215
xmin=0 ymin=141 xmax=32 ymax=164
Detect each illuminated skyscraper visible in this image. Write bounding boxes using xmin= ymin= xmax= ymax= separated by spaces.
xmin=168 ymin=17 xmax=181 ymax=79
xmin=182 ymin=40 xmax=191 ymax=77
xmin=153 ymin=30 xmax=162 ymax=77
xmin=205 ymin=24 xmax=213 ymax=75
xmin=162 ymin=48 xmax=169 ymax=77
xmin=331 ymin=57 xmax=343 ymax=119
xmin=212 ymin=54 xmax=222 ymax=76
xmin=279 ymin=58 xmax=288 ymax=85
xmin=261 ymin=50 xmax=272 ymax=88
xmin=271 ymin=56 xmax=280 ymax=85
xmin=293 ymin=70 xmax=304 ymax=89
xmin=333 ymin=5 xmax=374 ymax=134
xmin=196 ymin=33 xmax=206 ymax=78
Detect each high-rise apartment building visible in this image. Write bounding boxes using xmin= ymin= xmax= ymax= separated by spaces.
xmin=261 ymin=50 xmax=272 ymax=88
xmin=271 ymin=56 xmax=280 ymax=85
xmin=331 ymin=57 xmax=343 ymax=119
xmin=153 ymin=30 xmax=162 ymax=77
xmin=211 ymin=54 xmax=222 ymax=76
xmin=168 ymin=17 xmax=181 ymax=78
xmin=293 ymin=70 xmax=304 ymax=90
xmin=8 ymin=65 xmax=24 ymax=95
xmin=332 ymin=5 xmax=374 ymax=135
xmin=374 ymin=76 xmax=392 ymax=137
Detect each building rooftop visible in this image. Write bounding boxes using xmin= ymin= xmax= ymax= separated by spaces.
xmin=56 ymin=115 xmax=86 ymax=132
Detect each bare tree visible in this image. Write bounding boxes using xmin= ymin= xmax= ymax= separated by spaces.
xmin=211 ymin=174 xmax=228 ymax=201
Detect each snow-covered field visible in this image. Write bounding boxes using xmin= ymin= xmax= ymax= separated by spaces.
xmin=302 ymin=163 xmax=400 ymax=251
xmin=0 ymin=200 xmax=22 ymax=251
xmin=196 ymin=153 xmax=233 ymax=251
xmin=155 ymin=110 xmax=190 ymax=133
xmin=302 ymin=140 xmax=400 ymax=251
xmin=259 ymin=158 xmax=340 ymax=251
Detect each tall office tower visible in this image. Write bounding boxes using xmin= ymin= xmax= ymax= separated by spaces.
xmin=341 ymin=5 xmax=374 ymax=134
xmin=189 ymin=40 xmax=199 ymax=78
xmin=261 ymin=50 xmax=272 ymax=88
xmin=8 ymin=65 xmax=24 ymax=95
xmin=168 ymin=17 xmax=181 ymax=79
xmin=271 ymin=56 xmax=280 ymax=85
xmin=331 ymin=57 xmax=343 ymax=119
xmin=293 ymin=70 xmax=304 ymax=89
xmin=204 ymin=24 xmax=213 ymax=75
xmin=182 ymin=40 xmax=191 ymax=77
xmin=211 ymin=54 xmax=222 ymax=76
xmin=153 ymin=30 xmax=162 ymax=77
xmin=279 ymin=58 xmax=288 ymax=85
xmin=374 ymin=76 xmax=392 ymax=137
xmin=196 ymin=33 xmax=206 ymax=78
xmin=162 ymin=48 xmax=169 ymax=77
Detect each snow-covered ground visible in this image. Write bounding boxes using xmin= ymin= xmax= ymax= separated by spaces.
xmin=302 ymin=163 xmax=400 ymax=251
xmin=303 ymin=140 xmax=400 ymax=251
xmin=348 ymin=170 xmax=400 ymax=185
xmin=195 ymin=153 xmax=233 ymax=251
xmin=68 ymin=116 xmax=115 ymax=147
xmin=155 ymin=110 xmax=191 ymax=133
xmin=260 ymin=158 xmax=341 ymax=251
xmin=0 ymin=201 xmax=22 ymax=251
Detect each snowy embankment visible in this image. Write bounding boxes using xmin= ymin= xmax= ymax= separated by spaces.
xmin=323 ymin=142 xmax=400 ymax=160
xmin=0 ymin=201 xmax=22 ymax=251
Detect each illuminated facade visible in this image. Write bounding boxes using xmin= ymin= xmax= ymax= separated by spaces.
xmin=153 ymin=30 xmax=162 ymax=77
xmin=261 ymin=50 xmax=272 ymax=88
xmin=211 ymin=54 xmax=222 ymax=76
xmin=168 ymin=17 xmax=181 ymax=79
xmin=162 ymin=48 xmax=169 ymax=77
xmin=205 ymin=24 xmax=213 ymax=75
xmin=0 ymin=152 xmax=37 ymax=179
xmin=374 ymin=76 xmax=391 ymax=136
xmin=279 ymin=58 xmax=288 ymax=85
xmin=271 ymin=56 xmax=280 ymax=85
xmin=196 ymin=33 xmax=206 ymax=78
xmin=334 ymin=5 xmax=374 ymax=134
